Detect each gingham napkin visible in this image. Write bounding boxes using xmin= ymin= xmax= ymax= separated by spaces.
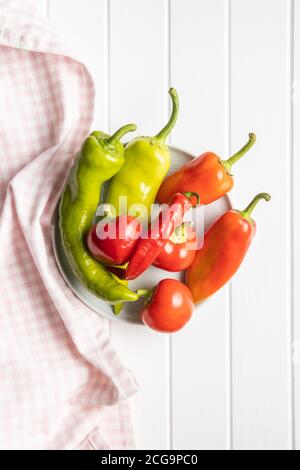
xmin=0 ymin=0 xmax=138 ymax=450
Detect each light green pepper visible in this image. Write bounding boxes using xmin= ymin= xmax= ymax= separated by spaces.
xmin=106 ymin=88 xmax=179 ymax=224
xmin=59 ymin=124 xmax=139 ymax=304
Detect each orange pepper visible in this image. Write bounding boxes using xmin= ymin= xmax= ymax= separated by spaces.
xmin=186 ymin=193 xmax=271 ymax=304
xmin=157 ymin=133 xmax=256 ymax=205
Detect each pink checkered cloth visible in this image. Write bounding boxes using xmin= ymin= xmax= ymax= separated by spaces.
xmin=0 ymin=0 xmax=138 ymax=450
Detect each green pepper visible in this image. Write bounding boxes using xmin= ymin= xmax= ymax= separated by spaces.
xmin=113 ymin=303 xmax=124 ymax=315
xmin=59 ymin=124 xmax=139 ymax=304
xmin=106 ymin=88 xmax=179 ymax=224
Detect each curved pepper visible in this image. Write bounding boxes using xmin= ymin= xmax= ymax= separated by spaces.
xmin=124 ymin=192 xmax=198 ymax=281
xmin=157 ymin=133 xmax=256 ymax=205
xmin=186 ymin=192 xmax=271 ymax=304
xmin=106 ymin=88 xmax=179 ymax=224
xmin=59 ymin=124 xmax=139 ymax=304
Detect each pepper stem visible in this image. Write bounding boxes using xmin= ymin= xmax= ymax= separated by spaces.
xmin=170 ymin=223 xmax=193 ymax=244
xmin=183 ymin=191 xmax=200 ymax=205
xmin=137 ymin=289 xmax=151 ymax=297
xmin=238 ymin=192 xmax=271 ymax=223
xmin=109 ymin=262 xmax=128 ymax=270
xmin=106 ymin=123 xmax=137 ymax=146
xmin=137 ymin=288 xmax=155 ymax=305
xmin=155 ymin=88 xmax=179 ymax=143
xmin=221 ymin=133 xmax=256 ymax=173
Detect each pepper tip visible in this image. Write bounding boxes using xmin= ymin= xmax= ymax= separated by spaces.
xmin=168 ymin=87 xmax=178 ymax=99
xmin=249 ymin=132 xmax=256 ymax=143
xmin=263 ymin=193 xmax=271 ymax=202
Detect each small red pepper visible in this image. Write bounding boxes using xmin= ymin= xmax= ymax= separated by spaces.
xmin=124 ymin=192 xmax=198 ymax=280
xmin=153 ymin=222 xmax=197 ymax=272
xmin=186 ymin=193 xmax=271 ymax=303
xmin=139 ymin=279 xmax=194 ymax=333
xmin=86 ymin=215 xmax=141 ymax=265
xmin=157 ymin=133 xmax=256 ymax=205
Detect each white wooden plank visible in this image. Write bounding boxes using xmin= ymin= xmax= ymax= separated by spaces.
xmin=293 ymin=0 xmax=300 ymax=451
xmin=36 ymin=0 xmax=48 ymax=18
xmin=170 ymin=0 xmax=229 ymax=450
xmin=108 ymin=0 xmax=170 ymax=450
xmin=48 ymin=0 xmax=108 ymax=129
xmin=230 ymin=0 xmax=291 ymax=450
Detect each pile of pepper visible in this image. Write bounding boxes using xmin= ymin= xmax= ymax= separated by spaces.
xmin=59 ymin=88 xmax=270 ymax=333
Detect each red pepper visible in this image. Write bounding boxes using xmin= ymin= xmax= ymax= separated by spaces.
xmin=139 ymin=279 xmax=194 ymax=333
xmin=157 ymin=133 xmax=256 ymax=205
xmin=86 ymin=215 xmax=141 ymax=265
xmin=124 ymin=192 xmax=198 ymax=280
xmin=186 ymin=193 xmax=271 ymax=303
xmin=153 ymin=223 xmax=197 ymax=272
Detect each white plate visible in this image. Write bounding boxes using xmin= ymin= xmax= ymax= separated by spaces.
xmin=52 ymin=146 xmax=231 ymax=324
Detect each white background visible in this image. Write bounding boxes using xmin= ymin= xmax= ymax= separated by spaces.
xmin=39 ymin=0 xmax=299 ymax=450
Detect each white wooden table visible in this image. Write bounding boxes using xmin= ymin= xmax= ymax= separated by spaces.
xmin=39 ymin=0 xmax=300 ymax=450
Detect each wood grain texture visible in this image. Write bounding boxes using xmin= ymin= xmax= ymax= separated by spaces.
xmin=170 ymin=0 xmax=229 ymax=450
xmin=108 ymin=0 xmax=171 ymax=450
xmin=230 ymin=0 xmax=291 ymax=450
xmin=293 ymin=0 xmax=300 ymax=451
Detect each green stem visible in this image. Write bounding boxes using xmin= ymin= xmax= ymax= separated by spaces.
xmin=170 ymin=223 xmax=192 ymax=244
xmin=238 ymin=192 xmax=271 ymax=223
xmin=221 ymin=133 xmax=256 ymax=173
xmin=137 ymin=288 xmax=155 ymax=305
xmin=109 ymin=262 xmax=128 ymax=270
xmin=155 ymin=88 xmax=179 ymax=142
xmin=137 ymin=289 xmax=151 ymax=297
xmin=106 ymin=123 xmax=137 ymax=146
xmin=183 ymin=191 xmax=200 ymax=205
